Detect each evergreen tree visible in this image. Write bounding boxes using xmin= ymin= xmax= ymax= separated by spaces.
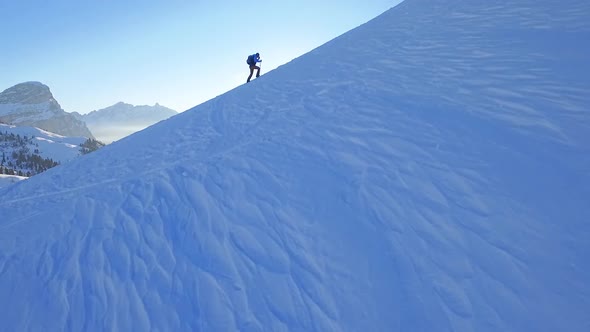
xmin=80 ymin=138 xmax=105 ymax=155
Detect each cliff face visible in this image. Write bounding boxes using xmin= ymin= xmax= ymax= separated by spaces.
xmin=0 ymin=82 xmax=94 ymax=138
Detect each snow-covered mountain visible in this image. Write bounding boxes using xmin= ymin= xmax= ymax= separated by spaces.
xmin=81 ymin=102 xmax=177 ymax=143
xmin=0 ymin=0 xmax=589 ymax=331
xmin=0 ymin=123 xmax=94 ymax=179
xmin=0 ymin=82 xmax=94 ymax=138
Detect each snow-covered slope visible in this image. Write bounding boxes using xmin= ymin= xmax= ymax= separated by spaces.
xmin=0 ymin=123 xmax=87 ymax=164
xmin=0 ymin=174 xmax=26 ymax=189
xmin=82 ymin=102 xmax=177 ymax=143
xmin=1 ymin=0 xmax=589 ymax=331
xmin=0 ymin=82 xmax=94 ymax=138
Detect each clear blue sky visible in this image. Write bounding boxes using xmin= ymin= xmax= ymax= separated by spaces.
xmin=0 ymin=0 xmax=401 ymax=114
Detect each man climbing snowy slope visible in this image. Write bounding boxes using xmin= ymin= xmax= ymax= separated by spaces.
xmin=246 ymin=52 xmax=262 ymax=82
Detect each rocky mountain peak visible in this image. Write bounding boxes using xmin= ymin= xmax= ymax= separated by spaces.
xmin=0 ymin=81 xmax=55 ymax=105
xmin=0 ymin=82 xmax=94 ymax=138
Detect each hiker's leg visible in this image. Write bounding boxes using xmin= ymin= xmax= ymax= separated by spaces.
xmin=255 ymin=65 xmax=260 ymax=77
xmin=247 ymin=67 xmax=254 ymax=82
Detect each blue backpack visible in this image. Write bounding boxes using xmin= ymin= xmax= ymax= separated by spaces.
xmin=246 ymin=55 xmax=255 ymax=65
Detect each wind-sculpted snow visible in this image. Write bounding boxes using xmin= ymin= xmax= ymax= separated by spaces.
xmin=1 ymin=0 xmax=589 ymax=331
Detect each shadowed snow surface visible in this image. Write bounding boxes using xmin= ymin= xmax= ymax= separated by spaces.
xmin=1 ymin=0 xmax=589 ymax=331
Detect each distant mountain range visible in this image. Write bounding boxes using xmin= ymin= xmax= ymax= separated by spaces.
xmin=0 ymin=82 xmax=94 ymax=138
xmin=0 ymin=81 xmax=178 ymax=143
xmin=79 ymin=102 xmax=178 ymax=143
xmin=0 ymin=81 xmax=175 ymax=185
